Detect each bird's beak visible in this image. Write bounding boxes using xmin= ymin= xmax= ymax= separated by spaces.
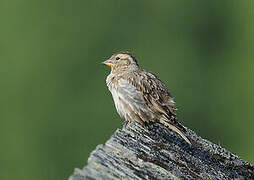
xmin=102 ymin=59 xmax=113 ymax=67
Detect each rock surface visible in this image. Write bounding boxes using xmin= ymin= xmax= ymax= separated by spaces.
xmin=69 ymin=121 xmax=254 ymax=180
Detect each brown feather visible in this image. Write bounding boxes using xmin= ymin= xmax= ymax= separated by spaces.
xmin=104 ymin=52 xmax=191 ymax=145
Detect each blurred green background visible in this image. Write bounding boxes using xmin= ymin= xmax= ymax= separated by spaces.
xmin=1 ymin=0 xmax=254 ymax=179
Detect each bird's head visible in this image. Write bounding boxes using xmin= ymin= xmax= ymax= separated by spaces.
xmin=102 ymin=51 xmax=139 ymax=73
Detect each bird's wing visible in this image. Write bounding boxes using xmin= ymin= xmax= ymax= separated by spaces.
xmin=119 ymin=71 xmax=176 ymax=119
xmin=138 ymin=71 xmax=177 ymax=119
xmin=120 ymin=71 xmax=190 ymax=144
xmin=139 ymin=71 xmax=191 ymax=143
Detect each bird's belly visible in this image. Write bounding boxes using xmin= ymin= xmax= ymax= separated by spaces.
xmin=110 ymin=88 xmax=126 ymax=118
xmin=110 ymin=87 xmax=152 ymax=122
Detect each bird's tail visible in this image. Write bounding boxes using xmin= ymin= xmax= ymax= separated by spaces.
xmin=160 ymin=118 xmax=191 ymax=145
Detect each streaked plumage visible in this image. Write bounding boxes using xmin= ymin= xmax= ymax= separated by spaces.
xmin=102 ymin=51 xmax=191 ymax=144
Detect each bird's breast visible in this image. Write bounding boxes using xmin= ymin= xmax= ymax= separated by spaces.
xmin=106 ymin=74 xmax=125 ymax=118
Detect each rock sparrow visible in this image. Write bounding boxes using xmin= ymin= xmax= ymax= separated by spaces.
xmin=102 ymin=51 xmax=191 ymax=145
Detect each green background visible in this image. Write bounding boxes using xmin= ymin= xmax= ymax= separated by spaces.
xmin=1 ymin=0 xmax=254 ymax=179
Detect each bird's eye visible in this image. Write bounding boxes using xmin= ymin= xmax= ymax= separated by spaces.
xmin=116 ymin=57 xmax=120 ymax=60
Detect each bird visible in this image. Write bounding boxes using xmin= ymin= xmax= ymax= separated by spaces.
xmin=102 ymin=51 xmax=191 ymax=145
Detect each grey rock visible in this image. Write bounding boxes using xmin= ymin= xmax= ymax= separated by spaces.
xmin=69 ymin=121 xmax=254 ymax=180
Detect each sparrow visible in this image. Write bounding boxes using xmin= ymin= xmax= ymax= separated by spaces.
xmin=102 ymin=51 xmax=191 ymax=145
